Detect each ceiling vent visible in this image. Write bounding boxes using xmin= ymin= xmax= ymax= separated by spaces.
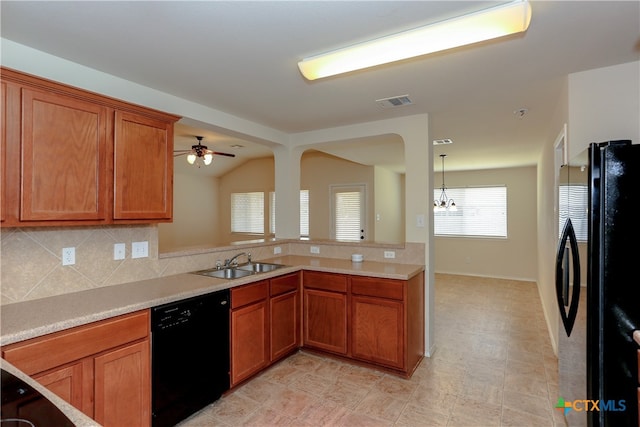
xmin=376 ymin=95 xmax=413 ymax=108
xmin=433 ymin=139 xmax=453 ymax=145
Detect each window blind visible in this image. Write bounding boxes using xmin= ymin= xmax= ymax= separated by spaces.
xmin=334 ymin=191 xmax=362 ymax=241
xmin=434 ymin=186 xmax=507 ymax=237
xmin=558 ymin=184 xmax=588 ymax=241
xmin=231 ymin=192 xmax=264 ymax=233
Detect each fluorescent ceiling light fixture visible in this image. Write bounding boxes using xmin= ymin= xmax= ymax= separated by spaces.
xmin=298 ymin=0 xmax=532 ymax=80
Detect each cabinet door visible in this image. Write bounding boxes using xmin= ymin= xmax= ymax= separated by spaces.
xmin=270 ymin=290 xmax=299 ymax=362
xmin=231 ymin=300 xmax=269 ymax=386
xmin=34 ymin=359 xmax=94 ymax=417
xmin=94 ymin=340 xmax=150 ymax=427
xmin=21 ymin=88 xmax=108 ymax=221
xmin=113 ymin=111 xmax=172 ymax=220
xmin=303 ymin=288 xmax=347 ymax=355
xmin=351 ymin=295 xmax=404 ymax=369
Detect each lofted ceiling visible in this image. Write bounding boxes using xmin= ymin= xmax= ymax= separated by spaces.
xmin=2 ymin=1 xmax=638 ymax=176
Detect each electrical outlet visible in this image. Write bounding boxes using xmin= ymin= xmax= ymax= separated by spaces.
xmin=273 ymin=246 xmax=282 ymax=255
xmin=62 ymin=247 xmax=75 ymax=265
xmin=132 ymin=241 xmax=149 ymax=259
xmin=310 ymin=246 xmax=320 ymax=254
xmin=114 ymin=243 xmax=126 ymax=260
xmin=384 ymin=250 xmax=396 ymax=259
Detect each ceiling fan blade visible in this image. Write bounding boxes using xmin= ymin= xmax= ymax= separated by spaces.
xmin=173 ymin=151 xmax=190 ymax=157
xmin=211 ymin=151 xmax=236 ymax=157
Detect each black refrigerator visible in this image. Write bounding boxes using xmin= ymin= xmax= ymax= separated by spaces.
xmin=556 ymin=140 xmax=639 ymax=427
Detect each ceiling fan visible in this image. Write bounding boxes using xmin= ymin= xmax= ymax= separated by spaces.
xmin=173 ymin=136 xmax=235 ymax=167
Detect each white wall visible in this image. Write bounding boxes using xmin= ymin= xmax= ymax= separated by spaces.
xmin=434 ymin=166 xmax=538 ymax=281
xmin=158 ymin=173 xmax=220 ymax=252
xmin=300 ymin=151 xmax=375 ymax=240
xmin=538 ymin=60 xmax=639 ymax=356
xmin=374 ymin=166 xmax=405 ymax=244
xmin=569 ymin=61 xmax=640 ymax=154
xmin=537 ymin=78 xmax=568 ymax=356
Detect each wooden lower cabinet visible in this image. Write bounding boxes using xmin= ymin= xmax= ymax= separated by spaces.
xmin=33 ymin=359 xmax=93 ymax=417
xmin=303 ymin=289 xmax=348 ymax=355
xmin=230 ymin=273 xmax=301 ymax=387
xmin=1 ymin=310 xmax=151 ymax=427
xmin=230 ymin=281 xmax=269 ymax=386
xmin=351 ymin=295 xmax=404 ymax=369
xmin=302 ymin=271 xmax=348 ymax=356
xmin=270 ymin=273 xmax=300 ymax=362
xmin=94 ymin=340 xmax=150 ymax=427
xmin=302 ymin=270 xmax=424 ymax=377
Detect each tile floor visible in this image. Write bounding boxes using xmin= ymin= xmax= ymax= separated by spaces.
xmin=179 ymin=273 xmax=566 ymax=426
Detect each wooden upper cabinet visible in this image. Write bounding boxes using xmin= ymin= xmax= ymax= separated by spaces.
xmin=0 ymin=67 xmax=180 ymax=227
xmin=21 ymin=87 xmax=108 ymax=221
xmin=113 ymin=111 xmax=173 ymax=220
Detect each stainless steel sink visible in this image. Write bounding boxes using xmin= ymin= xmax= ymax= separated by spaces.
xmin=236 ymin=262 xmax=285 ymax=273
xmin=193 ymin=268 xmax=254 ymax=280
xmin=192 ymin=262 xmax=285 ymax=279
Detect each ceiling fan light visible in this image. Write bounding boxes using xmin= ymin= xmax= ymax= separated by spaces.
xmin=298 ymin=0 xmax=531 ymax=80
xmin=187 ymin=153 xmax=197 ymax=164
xmin=204 ymin=153 xmax=213 ymax=165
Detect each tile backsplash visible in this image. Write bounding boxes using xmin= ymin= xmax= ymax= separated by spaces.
xmin=1 ymin=225 xmax=425 ymax=305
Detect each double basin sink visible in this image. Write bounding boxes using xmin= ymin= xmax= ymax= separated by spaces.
xmin=192 ymin=261 xmax=286 ymax=280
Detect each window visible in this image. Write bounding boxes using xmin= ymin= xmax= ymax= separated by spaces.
xmin=270 ymin=190 xmax=309 ymax=236
xmin=331 ymin=185 xmax=365 ymax=241
xmin=434 ymin=186 xmax=507 ymax=237
xmin=558 ymin=184 xmax=588 ymax=241
xmin=299 ymin=190 xmax=309 ymax=236
xmin=231 ymin=192 xmax=264 ymax=234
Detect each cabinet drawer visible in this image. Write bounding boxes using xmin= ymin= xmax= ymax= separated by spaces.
xmin=270 ymin=273 xmax=299 ymax=297
xmin=2 ymin=310 xmax=149 ymax=376
xmin=231 ymin=280 xmax=268 ymax=309
xmin=303 ymin=271 xmax=347 ymax=293
xmin=351 ymin=277 xmax=404 ymax=300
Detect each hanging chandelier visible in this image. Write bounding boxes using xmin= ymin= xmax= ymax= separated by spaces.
xmin=434 ymin=154 xmax=457 ymax=212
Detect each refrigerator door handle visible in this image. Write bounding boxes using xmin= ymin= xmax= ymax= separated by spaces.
xmin=555 ymin=218 xmax=581 ymax=336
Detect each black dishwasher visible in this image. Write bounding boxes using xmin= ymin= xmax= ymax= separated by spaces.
xmin=151 ymin=289 xmax=230 ymax=427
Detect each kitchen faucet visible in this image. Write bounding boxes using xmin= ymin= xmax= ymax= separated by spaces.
xmin=224 ymin=252 xmax=251 ymax=268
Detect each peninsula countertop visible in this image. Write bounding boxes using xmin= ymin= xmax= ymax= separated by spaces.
xmin=1 ymin=255 xmax=424 ymax=346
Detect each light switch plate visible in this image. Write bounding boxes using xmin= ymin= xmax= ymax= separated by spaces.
xmin=274 ymin=246 xmax=282 ymax=254
xmin=310 ymin=246 xmax=320 ymax=254
xmin=384 ymin=251 xmax=396 ymax=259
xmin=132 ymin=241 xmax=148 ymax=259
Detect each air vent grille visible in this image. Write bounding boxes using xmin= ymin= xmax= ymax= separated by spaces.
xmin=376 ymin=95 xmax=413 ymax=108
xmin=433 ymin=139 xmax=453 ymax=145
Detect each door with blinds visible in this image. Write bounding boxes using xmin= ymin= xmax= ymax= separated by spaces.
xmin=331 ymin=184 xmax=366 ymax=241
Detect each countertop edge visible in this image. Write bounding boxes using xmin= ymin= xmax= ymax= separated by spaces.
xmin=1 ymin=258 xmax=424 ymax=346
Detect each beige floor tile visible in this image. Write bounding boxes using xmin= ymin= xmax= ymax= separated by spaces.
xmin=353 ymin=390 xmax=406 ymax=422
xmin=333 ymin=411 xmax=391 ymax=427
xmin=208 ymin=392 xmax=260 ymax=425
xmin=263 ymin=387 xmax=316 ymax=418
xmin=177 ymin=274 xmax=559 ymax=426
xmin=395 ymin=402 xmax=450 ymax=426
xmin=501 ymin=406 xmax=555 ymax=427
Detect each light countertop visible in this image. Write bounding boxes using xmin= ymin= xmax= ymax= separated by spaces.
xmin=1 ymin=255 xmax=423 ymax=346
